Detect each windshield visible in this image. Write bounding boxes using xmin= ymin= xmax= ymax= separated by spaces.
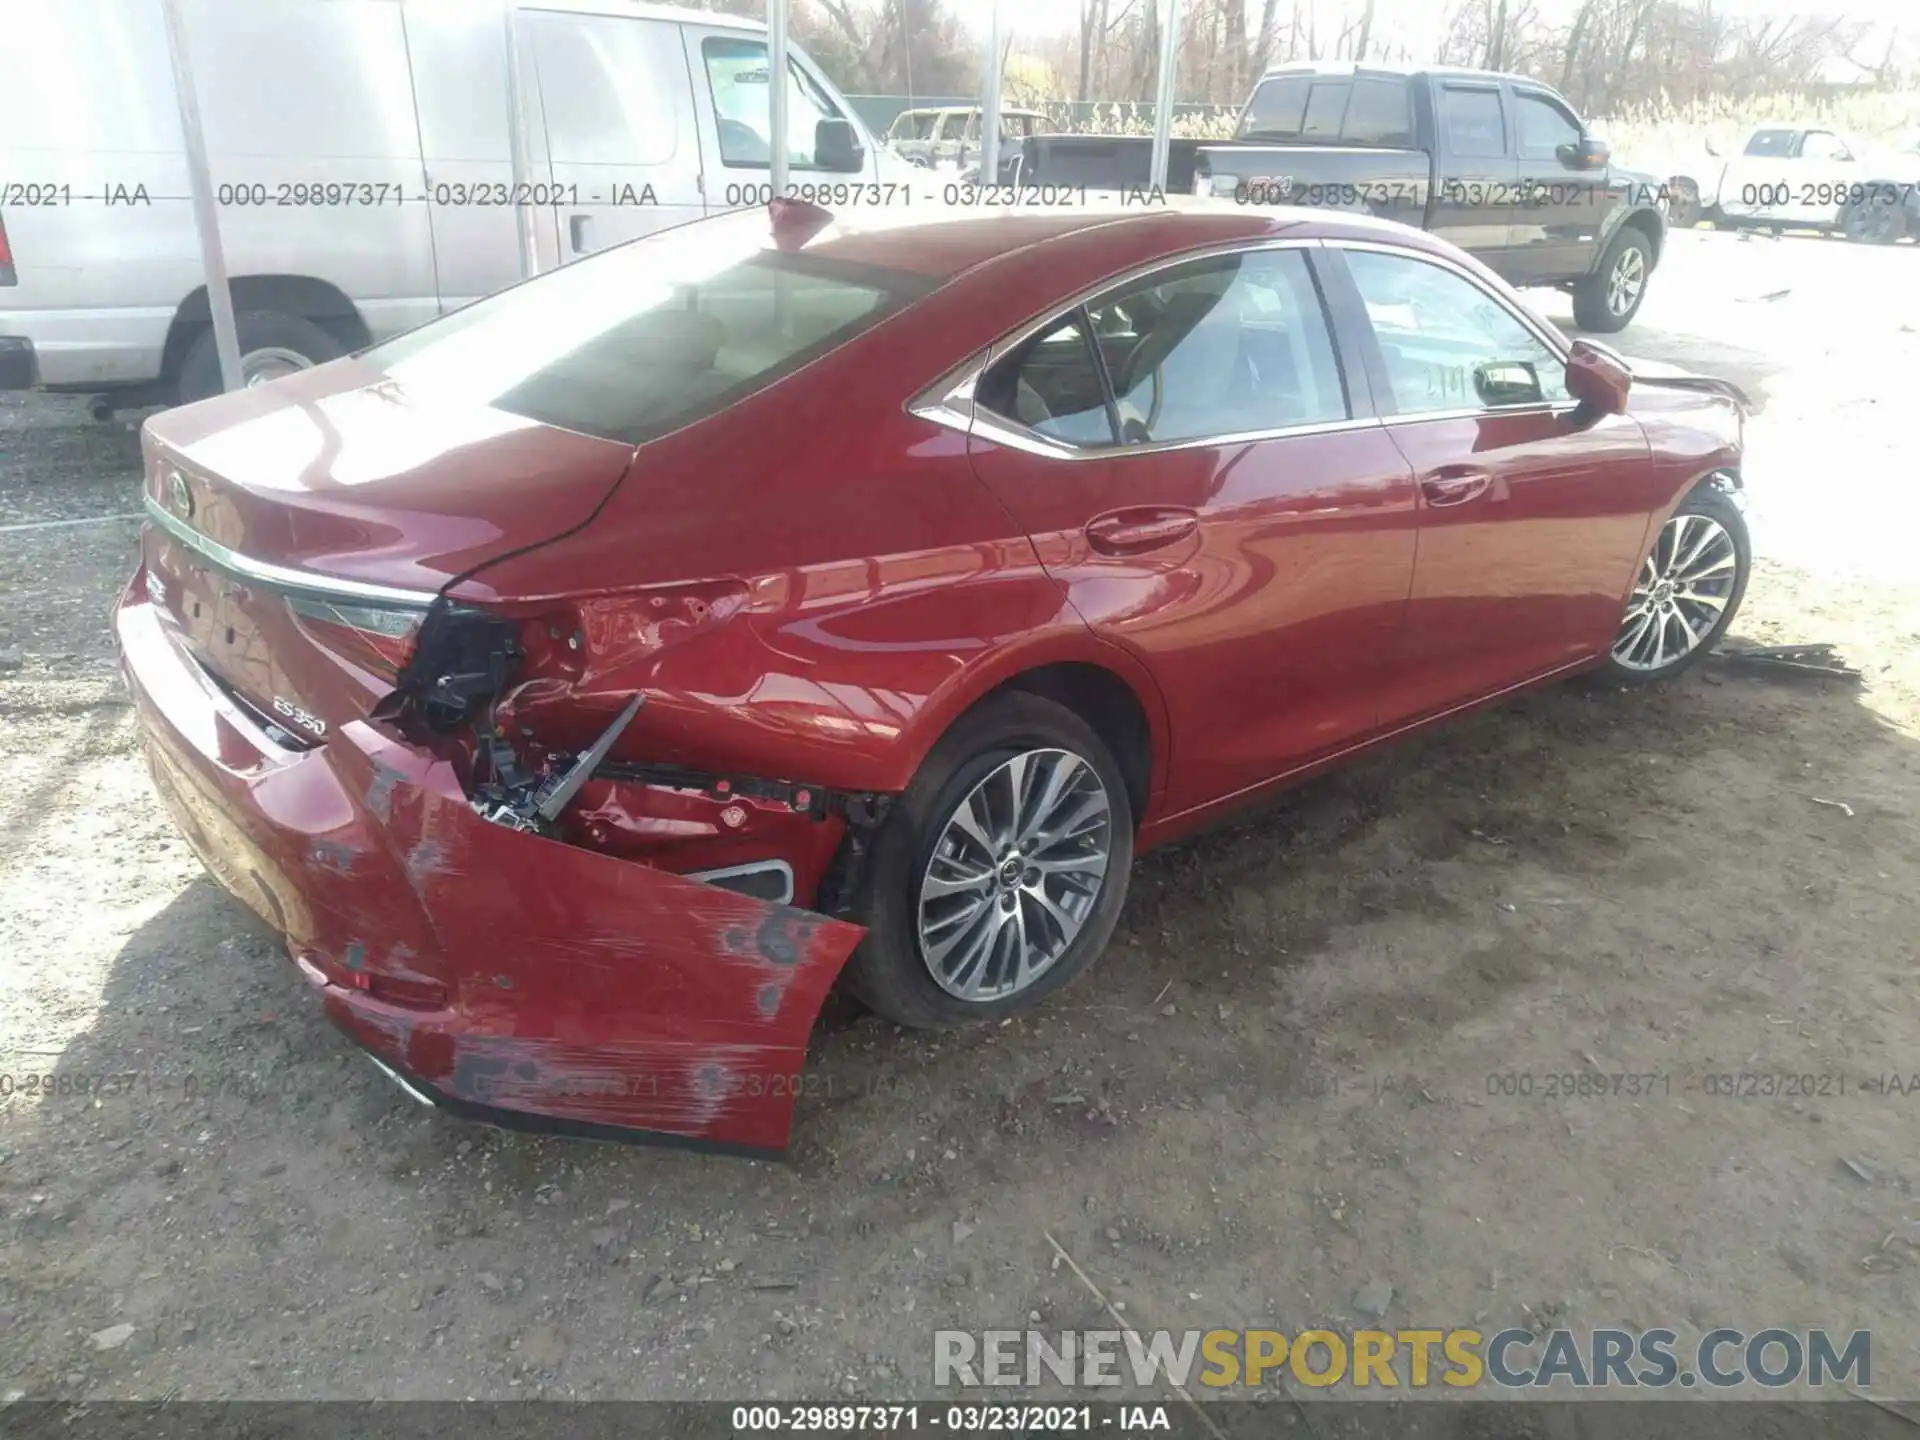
xmin=364 ymin=223 xmax=932 ymax=446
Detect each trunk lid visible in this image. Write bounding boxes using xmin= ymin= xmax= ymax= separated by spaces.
xmin=139 ymin=357 xmax=636 ymax=741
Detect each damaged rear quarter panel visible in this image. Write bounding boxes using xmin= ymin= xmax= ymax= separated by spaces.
xmin=326 ymin=723 xmax=865 ymax=1153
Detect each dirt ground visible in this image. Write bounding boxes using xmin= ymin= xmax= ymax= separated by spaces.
xmin=1 ymin=228 xmax=1917 ymax=1407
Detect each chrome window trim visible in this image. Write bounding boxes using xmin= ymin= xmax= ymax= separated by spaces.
xmin=908 ymin=235 xmax=1344 ymax=457
xmin=142 ymin=495 xmax=438 ymax=610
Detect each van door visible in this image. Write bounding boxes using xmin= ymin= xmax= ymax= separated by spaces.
xmin=523 ymin=9 xmax=706 ymax=259
xmin=680 ymin=26 xmax=875 ymax=211
xmin=404 ymin=0 xmax=559 ymax=310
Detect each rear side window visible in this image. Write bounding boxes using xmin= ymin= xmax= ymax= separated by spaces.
xmin=1439 ymin=87 xmax=1506 ymax=158
xmin=1342 ymin=77 xmax=1414 ymax=146
xmin=1239 ymin=76 xmax=1310 ymax=140
xmin=978 ymin=249 xmax=1347 ymax=447
xmin=365 ymin=225 xmax=930 ymax=445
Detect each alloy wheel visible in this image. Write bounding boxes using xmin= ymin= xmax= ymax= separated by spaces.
xmin=917 ymin=748 xmax=1112 ymax=1002
xmin=1606 ymin=246 xmax=1646 ymax=316
xmin=1611 ymin=511 xmax=1738 ymax=671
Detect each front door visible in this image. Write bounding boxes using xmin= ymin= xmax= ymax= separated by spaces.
xmin=961 ymin=245 xmax=1420 ymax=818
xmin=1430 ymin=83 xmax=1519 ymax=269
xmin=1506 ymin=86 xmax=1602 ymax=284
xmin=1326 ymin=244 xmax=1662 ymax=724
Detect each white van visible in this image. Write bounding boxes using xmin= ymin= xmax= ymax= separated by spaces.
xmin=0 ymin=0 xmax=912 ymax=409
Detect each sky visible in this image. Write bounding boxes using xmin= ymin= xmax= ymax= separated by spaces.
xmin=939 ymin=0 xmax=1915 ymax=66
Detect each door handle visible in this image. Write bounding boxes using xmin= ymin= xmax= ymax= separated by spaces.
xmin=1419 ymin=469 xmax=1494 ymax=507
xmin=569 ymin=214 xmax=591 ymax=254
xmin=1085 ymin=507 xmax=1199 ymax=556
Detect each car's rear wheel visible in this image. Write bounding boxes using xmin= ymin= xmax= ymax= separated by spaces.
xmin=1601 ymin=486 xmax=1749 ymax=684
xmin=847 ymin=692 xmax=1133 ymax=1029
xmin=1573 ymin=227 xmax=1653 ymax=332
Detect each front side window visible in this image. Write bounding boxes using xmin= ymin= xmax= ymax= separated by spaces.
xmin=1343 ymin=249 xmax=1568 ymax=414
xmin=702 ymin=38 xmax=843 ymax=169
xmin=1514 ymin=91 xmax=1581 ymax=162
xmin=1440 ymin=87 xmax=1506 ymax=158
xmin=937 ymin=112 xmax=970 ymax=142
xmin=364 ymin=223 xmax=928 ymax=445
xmin=1799 ymin=131 xmax=1852 ymax=162
xmin=978 ymin=249 xmax=1347 ymax=447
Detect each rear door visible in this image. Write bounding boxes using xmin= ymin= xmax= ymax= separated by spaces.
xmin=1324 ymin=242 xmax=1660 ymax=723
xmin=524 ymin=8 xmax=705 ymax=260
xmin=958 ymin=243 xmax=1421 ymax=818
xmin=1430 ymin=82 xmax=1519 ymax=268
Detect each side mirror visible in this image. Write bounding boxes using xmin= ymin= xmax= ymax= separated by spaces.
xmin=1557 ymin=136 xmax=1610 ymax=170
xmin=1565 ymin=338 xmax=1631 ymax=414
xmin=1473 ymin=359 xmax=1545 ymax=407
xmin=816 ymin=117 xmax=866 ymax=174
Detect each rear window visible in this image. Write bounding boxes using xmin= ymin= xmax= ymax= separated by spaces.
xmin=364 ymin=225 xmax=931 ymax=446
xmin=1342 ymin=77 xmax=1413 ymax=146
xmin=1239 ymin=76 xmax=1310 ymax=140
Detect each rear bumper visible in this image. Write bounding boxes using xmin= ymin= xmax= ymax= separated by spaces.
xmin=0 ymin=338 xmax=35 ymax=390
xmin=114 ymin=567 xmax=865 ymax=1154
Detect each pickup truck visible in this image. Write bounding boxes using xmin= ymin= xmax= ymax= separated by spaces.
xmin=1663 ymin=125 xmax=1920 ymax=243
xmin=1010 ymin=63 xmax=1669 ymax=332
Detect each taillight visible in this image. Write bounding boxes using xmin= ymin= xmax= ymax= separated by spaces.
xmin=0 ymin=211 xmax=15 ymax=285
xmin=287 ymin=596 xmax=426 ymax=679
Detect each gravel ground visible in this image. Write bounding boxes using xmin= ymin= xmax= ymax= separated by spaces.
xmin=1 ymin=227 xmax=1917 ymax=1408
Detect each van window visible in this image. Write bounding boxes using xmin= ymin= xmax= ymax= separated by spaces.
xmin=1342 ymin=77 xmax=1414 ymax=146
xmin=532 ymin=14 xmax=685 ymax=168
xmin=1239 ymin=76 xmax=1310 ymax=140
xmin=363 ymin=222 xmax=931 ymax=445
xmin=701 ymin=37 xmax=844 ymax=169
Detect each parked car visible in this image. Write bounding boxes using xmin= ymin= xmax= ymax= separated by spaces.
xmin=1014 ymin=64 xmax=1669 ymax=332
xmin=1681 ymin=123 xmax=1920 ymax=243
xmin=0 ymin=0 xmax=910 ymax=410
xmin=119 ymin=200 xmax=1749 ymax=1153
xmin=884 ymin=106 xmax=1048 ymax=170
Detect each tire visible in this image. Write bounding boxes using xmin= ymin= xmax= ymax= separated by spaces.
xmin=1839 ymin=194 xmax=1907 ymax=245
xmin=177 ymin=309 xmax=344 ymax=404
xmin=846 ymin=692 xmax=1135 ymax=1029
xmin=1600 ymin=484 xmax=1750 ymax=685
xmin=1572 ymin=226 xmax=1653 ymax=333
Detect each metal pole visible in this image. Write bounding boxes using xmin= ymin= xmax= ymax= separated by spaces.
xmin=160 ymin=0 xmax=242 ymax=394
xmin=1148 ymin=0 xmax=1180 ymax=193
xmin=768 ymin=0 xmax=790 ymax=198
xmin=501 ymin=1 xmax=540 ymax=278
xmin=979 ymin=0 xmax=1003 ymax=183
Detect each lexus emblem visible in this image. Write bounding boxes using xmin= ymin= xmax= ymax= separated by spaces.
xmin=159 ymin=467 xmax=194 ymax=522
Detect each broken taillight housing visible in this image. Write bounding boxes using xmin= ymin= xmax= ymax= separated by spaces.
xmin=287 ymin=596 xmax=426 ymax=679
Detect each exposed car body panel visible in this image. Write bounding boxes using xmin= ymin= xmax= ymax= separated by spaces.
xmin=120 ymin=587 xmax=863 ymax=1153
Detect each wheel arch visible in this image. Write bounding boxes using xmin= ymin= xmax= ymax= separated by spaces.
xmin=159 ymin=275 xmax=373 ymax=382
xmin=1614 ymin=206 xmax=1665 ymax=267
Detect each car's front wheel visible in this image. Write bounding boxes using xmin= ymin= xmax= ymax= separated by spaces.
xmin=847 ymin=692 xmax=1133 ymax=1029
xmin=1839 ymin=192 xmax=1907 ymax=245
xmin=1601 ymin=485 xmax=1750 ymax=683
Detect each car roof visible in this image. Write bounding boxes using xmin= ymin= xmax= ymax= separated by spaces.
xmin=1254 ymin=59 xmax=1559 ymax=92
xmin=736 ymin=197 xmax=1461 ymax=283
xmin=524 ymin=0 xmax=764 ymax=31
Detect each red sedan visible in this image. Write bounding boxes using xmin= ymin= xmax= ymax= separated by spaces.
xmin=118 ymin=200 xmax=1749 ymax=1155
